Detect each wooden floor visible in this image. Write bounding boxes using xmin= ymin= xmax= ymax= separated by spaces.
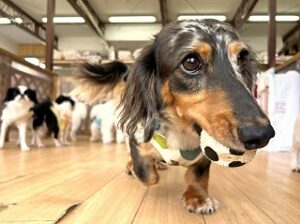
xmin=0 ymin=138 xmax=300 ymax=224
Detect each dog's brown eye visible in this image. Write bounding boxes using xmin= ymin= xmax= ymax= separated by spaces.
xmin=181 ymin=54 xmax=202 ymax=75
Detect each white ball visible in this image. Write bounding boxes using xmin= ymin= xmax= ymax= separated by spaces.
xmin=200 ymin=130 xmax=256 ymax=167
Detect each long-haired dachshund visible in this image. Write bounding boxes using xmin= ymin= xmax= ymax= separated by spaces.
xmin=73 ymin=19 xmax=275 ymax=215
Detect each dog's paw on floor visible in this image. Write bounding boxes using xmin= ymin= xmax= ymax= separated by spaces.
xmin=182 ymin=195 xmax=219 ymax=215
xmin=292 ymin=166 xmax=300 ymax=172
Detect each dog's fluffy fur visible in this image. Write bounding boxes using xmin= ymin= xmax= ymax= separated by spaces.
xmin=72 ymin=20 xmax=275 ymax=215
xmin=31 ymin=95 xmax=75 ymax=147
xmin=89 ymin=100 xmax=125 ymax=143
xmin=0 ymin=86 xmax=37 ymax=151
xmin=291 ymin=115 xmax=300 ymax=172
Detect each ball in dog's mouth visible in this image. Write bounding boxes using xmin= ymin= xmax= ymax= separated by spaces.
xmin=200 ymin=130 xmax=256 ymax=167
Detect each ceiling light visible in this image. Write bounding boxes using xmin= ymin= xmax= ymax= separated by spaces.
xmin=0 ymin=18 xmax=11 ymax=24
xmin=177 ymin=15 xmax=227 ymax=21
xmin=248 ymin=15 xmax=300 ymax=22
xmin=14 ymin=17 xmax=23 ymax=24
xmin=108 ymin=16 xmax=156 ymax=23
xmin=42 ymin=16 xmax=85 ymax=24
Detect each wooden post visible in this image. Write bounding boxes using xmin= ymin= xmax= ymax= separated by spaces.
xmin=268 ymin=0 xmax=276 ymax=68
xmin=45 ymin=0 xmax=55 ymax=70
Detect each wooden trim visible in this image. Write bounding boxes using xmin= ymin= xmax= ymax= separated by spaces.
xmin=158 ymin=0 xmax=168 ymax=26
xmin=45 ymin=0 xmax=55 ymax=71
xmin=0 ymin=0 xmax=58 ymax=49
xmin=275 ymin=52 xmax=300 ymax=72
xmin=67 ymin=0 xmax=105 ymax=37
xmin=231 ymin=0 xmax=259 ymax=29
xmin=0 ymin=47 xmax=57 ymax=78
xmin=267 ymin=0 xmax=276 ymax=68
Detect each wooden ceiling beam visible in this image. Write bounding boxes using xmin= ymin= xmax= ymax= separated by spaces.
xmin=0 ymin=0 xmax=58 ymax=49
xmin=158 ymin=0 xmax=168 ymax=26
xmin=268 ymin=0 xmax=276 ymax=68
xmin=67 ymin=0 xmax=105 ymax=37
xmin=231 ymin=0 xmax=259 ymax=30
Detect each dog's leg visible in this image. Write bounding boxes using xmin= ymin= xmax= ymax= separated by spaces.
xmin=64 ymin=122 xmax=71 ymax=145
xmin=53 ymin=126 xmax=61 ymax=147
xmin=182 ymin=158 xmax=219 ymax=215
xmin=70 ymin=117 xmax=81 ymax=141
xmin=0 ymin=121 xmax=9 ymax=149
xmin=116 ymin=127 xmax=125 ymax=143
xmin=33 ymin=128 xmax=44 ymax=148
xmin=129 ymin=139 xmax=160 ymax=186
xmin=90 ymin=122 xmax=100 ymax=142
xmin=31 ymin=130 xmax=37 ymax=147
xmin=291 ymin=147 xmax=300 ymax=172
xmin=18 ymin=123 xmax=30 ymax=151
xmin=101 ymin=122 xmax=114 ymax=144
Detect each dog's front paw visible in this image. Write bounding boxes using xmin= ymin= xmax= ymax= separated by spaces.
xmin=21 ymin=145 xmax=30 ymax=151
xmin=63 ymin=141 xmax=71 ymax=146
xmin=37 ymin=143 xmax=45 ymax=148
xmin=182 ymin=194 xmax=219 ymax=215
xmin=292 ymin=166 xmax=300 ymax=172
xmin=102 ymin=139 xmax=113 ymax=144
xmin=54 ymin=140 xmax=62 ymax=147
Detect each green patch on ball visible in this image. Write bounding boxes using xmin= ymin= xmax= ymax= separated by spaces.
xmin=200 ymin=130 xmax=256 ymax=167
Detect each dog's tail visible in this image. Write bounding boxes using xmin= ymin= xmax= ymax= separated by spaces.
xmin=71 ymin=61 xmax=128 ymax=103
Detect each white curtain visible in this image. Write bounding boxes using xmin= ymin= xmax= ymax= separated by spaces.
xmin=267 ymin=70 xmax=300 ymax=151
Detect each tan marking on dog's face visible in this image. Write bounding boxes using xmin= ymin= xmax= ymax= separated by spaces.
xmin=161 ymin=84 xmax=243 ymax=149
xmin=194 ymin=43 xmax=212 ymax=62
xmin=161 ymin=81 xmax=174 ymax=105
xmin=228 ymin=41 xmax=244 ymax=59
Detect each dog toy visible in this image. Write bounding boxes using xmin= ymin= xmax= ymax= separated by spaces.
xmin=200 ymin=130 xmax=256 ymax=167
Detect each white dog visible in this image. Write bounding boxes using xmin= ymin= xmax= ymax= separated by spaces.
xmin=0 ymin=86 xmax=38 ymax=151
xmin=70 ymin=97 xmax=88 ymax=141
xmin=89 ymin=100 xmax=124 ymax=143
xmin=291 ymin=115 xmax=300 ymax=172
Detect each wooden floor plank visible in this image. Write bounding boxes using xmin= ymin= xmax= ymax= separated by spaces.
xmin=132 ymin=166 xmax=205 ymax=224
xmin=59 ymin=173 xmax=147 ymax=224
xmin=0 ymin=138 xmax=299 ymax=224
xmin=221 ymin=164 xmax=300 ymax=224
xmin=203 ymin=166 xmax=275 ymax=224
xmin=0 ymin=168 xmax=123 ymax=222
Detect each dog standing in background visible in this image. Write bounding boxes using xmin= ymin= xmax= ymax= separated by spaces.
xmin=0 ymin=86 xmax=38 ymax=151
xmin=89 ymin=100 xmax=125 ymax=143
xmin=31 ymin=95 xmax=75 ymax=147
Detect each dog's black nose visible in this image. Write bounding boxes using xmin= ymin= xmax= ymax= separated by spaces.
xmin=238 ymin=124 xmax=275 ymax=149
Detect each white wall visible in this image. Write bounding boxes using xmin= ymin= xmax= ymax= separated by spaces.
xmin=0 ymin=35 xmax=18 ymax=53
xmin=58 ymin=37 xmax=109 ymax=55
xmin=241 ymin=36 xmax=283 ymax=53
xmin=105 ymin=24 xmax=162 ymax=41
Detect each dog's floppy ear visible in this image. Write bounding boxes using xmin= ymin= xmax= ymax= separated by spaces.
xmin=3 ymin=88 xmax=17 ymax=102
xmin=120 ymin=43 xmax=162 ymax=142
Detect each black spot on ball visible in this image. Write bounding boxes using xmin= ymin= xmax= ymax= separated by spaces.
xmin=204 ymin=147 xmax=219 ymax=161
xmin=229 ymin=161 xmax=246 ymax=167
xmin=229 ymin=148 xmax=245 ymax=156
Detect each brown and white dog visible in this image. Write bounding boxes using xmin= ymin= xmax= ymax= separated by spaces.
xmin=73 ymin=20 xmax=275 ymax=215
